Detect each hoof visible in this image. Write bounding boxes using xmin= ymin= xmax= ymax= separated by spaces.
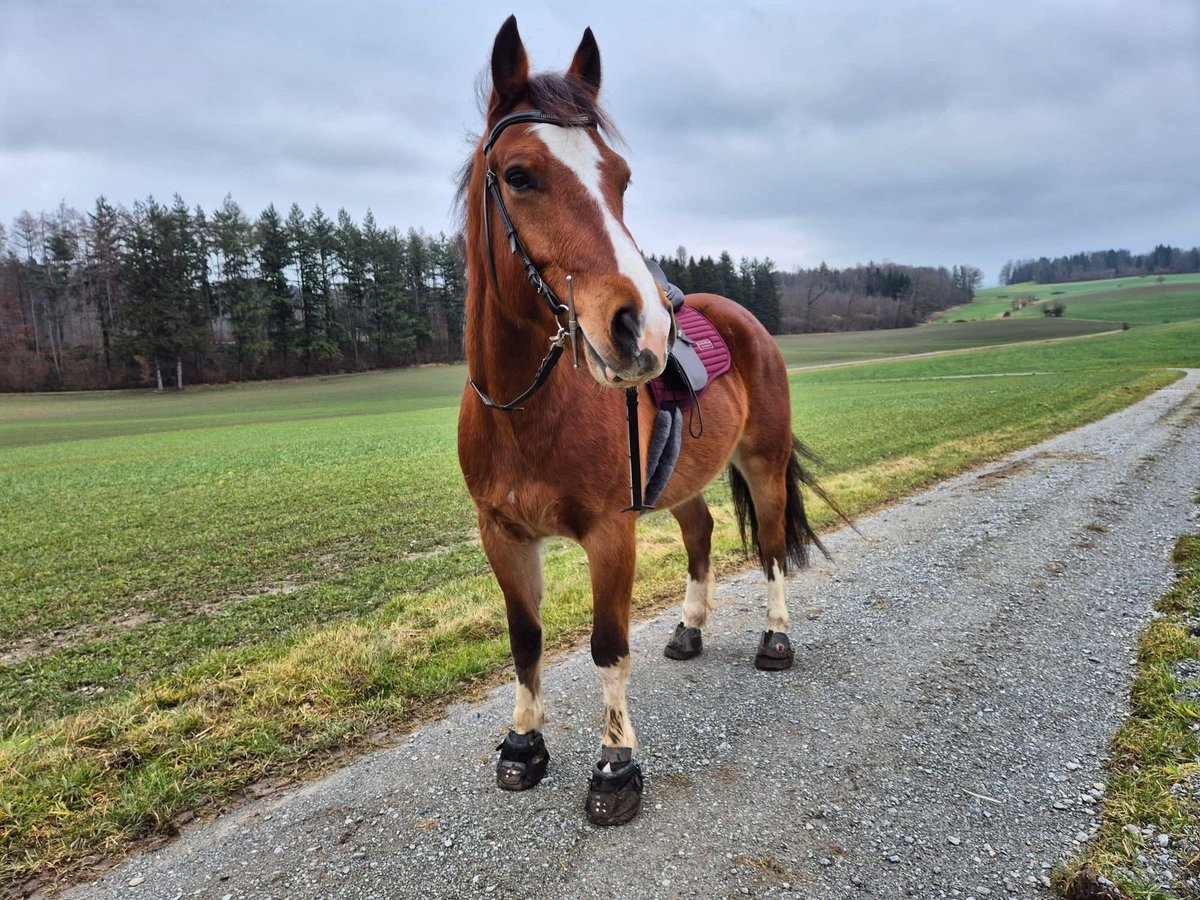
xmin=664 ymin=622 xmax=702 ymax=660
xmin=496 ymin=729 xmax=549 ymax=791
xmin=754 ymin=630 xmax=794 ymax=671
xmin=585 ymin=747 xmax=643 ymax=826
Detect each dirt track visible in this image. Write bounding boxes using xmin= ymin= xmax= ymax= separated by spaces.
xmin=68 ymin=371 xmax=1200 ymax=900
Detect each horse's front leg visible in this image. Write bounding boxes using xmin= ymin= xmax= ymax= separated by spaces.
xmin=581 ymin=517 xmax=644 ymax=826
xmin=480 ymin=517 xmax=549 ymax=791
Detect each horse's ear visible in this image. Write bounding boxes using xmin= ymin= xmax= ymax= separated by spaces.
xmin=567 ymin=27 xmax=601 ymax=98
xmin=489 ymin=15 xmax=530 ymax=118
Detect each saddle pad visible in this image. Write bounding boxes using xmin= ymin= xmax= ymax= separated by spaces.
xmin=647 ymin=305 xmax=731 ymax=411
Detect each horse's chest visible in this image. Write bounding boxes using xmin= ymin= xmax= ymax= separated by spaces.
xmin=463 ymin=438 xmax=600 ymax=539
xmin=477 ymin=480 xmax=593 ymax=541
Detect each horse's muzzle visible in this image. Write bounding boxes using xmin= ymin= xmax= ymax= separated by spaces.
xmin=581 ymin=330 xmax=665 ymax=387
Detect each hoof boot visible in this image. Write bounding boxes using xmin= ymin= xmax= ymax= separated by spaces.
xmin=496 ymin=729 xmax=549 ymax=791
xmin=664 ymin=622 xmax=703 ymax=660
xmin=754 ymin=630 xmax=794 ymax=671
xmin=585 ymin=747 xmax=643 ymax=826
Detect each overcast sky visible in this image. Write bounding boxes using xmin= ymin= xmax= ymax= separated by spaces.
xmin=3 ymin=0 xmax=1198 ymax=284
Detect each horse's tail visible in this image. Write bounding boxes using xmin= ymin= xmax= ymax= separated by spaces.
xmin=729 ymin=436 xmax=845 ymax=574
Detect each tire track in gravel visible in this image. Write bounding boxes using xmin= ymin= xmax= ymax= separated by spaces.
xmin=68 ymin=371 xmax=1200 ymax=900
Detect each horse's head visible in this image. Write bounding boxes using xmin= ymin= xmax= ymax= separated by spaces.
xmin=475 ymin=16 xmax=673 ymax=388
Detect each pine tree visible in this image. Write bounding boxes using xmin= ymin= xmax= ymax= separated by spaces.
xmin=257 ymin=204 xmax=294 ymax=372
xmin=211 ymin=196 xmax=266 ymax=376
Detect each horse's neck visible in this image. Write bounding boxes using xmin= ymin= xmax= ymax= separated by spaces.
xmin=465 ymin=283 xmax=568 ymax=411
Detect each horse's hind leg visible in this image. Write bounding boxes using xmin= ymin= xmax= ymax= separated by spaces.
xmin=664 ymin=494 xmax=714 ymax=660
xmin=479 ymin=519 xmax=549 ymax=791
xmin=731 ymin=437 xmax=816 ymax=671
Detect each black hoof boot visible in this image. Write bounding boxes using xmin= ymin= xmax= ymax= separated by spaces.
xmin=754 ymin=630 xmax=794 ymax=671
xmin=585 ymin=746 xmax=643 ymax=826
xmin=664 ymin=622 xmax=703 ymax=660
xmin=496 ymin=729 xmax=549 ymax=791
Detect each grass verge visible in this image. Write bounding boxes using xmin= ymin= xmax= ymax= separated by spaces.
xmin=1054 ymin=527 xmax=1200 ymax=899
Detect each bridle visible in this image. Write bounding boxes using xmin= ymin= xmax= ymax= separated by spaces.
xmin=467 ymin=108 xmax=659 ymax=512
xmin=468 ymin=109 xmax=594 ymax=412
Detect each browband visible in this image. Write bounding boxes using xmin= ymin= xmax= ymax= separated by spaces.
xmin=483 ymin=110 xmax=595 ymax=155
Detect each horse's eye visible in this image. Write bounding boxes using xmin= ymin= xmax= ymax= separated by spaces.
xmin=622 ymin=178 xmax=632 ymax=194
xmin=505 ymin=168 xmax=535 ymax=192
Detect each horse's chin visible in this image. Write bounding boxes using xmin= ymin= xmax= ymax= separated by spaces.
xmin=580 ymin=332 xmax=661 ymax=389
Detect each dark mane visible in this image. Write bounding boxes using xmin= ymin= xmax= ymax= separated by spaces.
xmin=453 ymin=72 xmax=621 ymax=225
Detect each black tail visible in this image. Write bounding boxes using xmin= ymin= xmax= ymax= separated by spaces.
xmin=729 ymin=436 xmax=848 ymax=575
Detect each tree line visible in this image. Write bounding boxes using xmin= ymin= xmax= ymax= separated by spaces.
xmin=649 ymin=248 xmax=784 ymax=333
xmin=1 ymin=194 xmax=987 ymax=392
xmin=0 ymin=196 xmax=466 ymax=391
xmin=778 ymin=262 xmax=983 ymax=332
xmin=1001 ymin=244 xmax=1200 ymax=285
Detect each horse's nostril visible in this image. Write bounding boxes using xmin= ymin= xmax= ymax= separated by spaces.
xmin=611 ymin=307 xmax=641 ymax=356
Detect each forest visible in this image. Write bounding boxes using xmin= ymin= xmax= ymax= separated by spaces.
xmin=653 ymin=250 xmax=982 ymax=335
xmin=777 ymin=261 xmax=982 ymax=332
xmin=1 ymin=196 xmax=983 ymax=392
xmin=0 ymin=196 xmax=466 ymax=391
xmin=1001 ymin=244 xmax=1200 ymax=285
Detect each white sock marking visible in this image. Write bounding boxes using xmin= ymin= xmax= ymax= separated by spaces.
xmin=682 ymin=570 xmax=715 ymax=628
xmin=597 ymin=657 xmax=636 ymax=748
xmin=513 ymin=661 xmax=544 ymax=733
xmin=766 ymin=559 xmax=789 ymax=632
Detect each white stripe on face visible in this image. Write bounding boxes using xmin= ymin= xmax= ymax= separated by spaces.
xmin=531 ymin=124 xmax=671 ymax=352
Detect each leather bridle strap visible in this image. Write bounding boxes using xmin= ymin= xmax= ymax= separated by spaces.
xmin=483 ymin=170 xmax=566 ymax=317
xmin=481 ymin=110 xmax=594 ymax=315
xmin=470 ymin=342 xmax=566 ymax=412
xmin=470 ymin=109 xmax=594 ymax=412
xmin=482 ymin=110 xmax=593 ymax=154
xmin=469 ymin=108 xmax=659 ymax=513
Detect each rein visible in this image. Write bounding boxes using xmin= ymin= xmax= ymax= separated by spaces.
xmin=468 ymin=108 xmax=657 ymax=512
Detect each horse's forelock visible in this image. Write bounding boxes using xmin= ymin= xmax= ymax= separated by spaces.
xmin=453 ymin=72 xmax=621 ymax=227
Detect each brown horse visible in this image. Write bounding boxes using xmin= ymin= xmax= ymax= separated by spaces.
xmin=457 ymin=16 xmax=829 ymax=826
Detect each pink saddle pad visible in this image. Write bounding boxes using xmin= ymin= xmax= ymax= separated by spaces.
xmin=647 ymin=305 xmax=731 ymax=411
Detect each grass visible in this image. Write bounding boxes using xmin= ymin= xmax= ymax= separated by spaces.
xmin=775 ymin=317 xmax=1115 ymax=368
xmin=1053 ymin=526 xmax=1200 ymax=899
xmin=2 ymin=313 xmax=1200 ymax=890
xmin=950 ymin=273 xmax=1200 ymax=323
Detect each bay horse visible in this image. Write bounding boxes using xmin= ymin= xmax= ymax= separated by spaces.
xmin=457 ymin=16 xmax=830 ymax=826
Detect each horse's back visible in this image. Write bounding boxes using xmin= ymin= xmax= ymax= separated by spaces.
xmin=678 ymin=292 xmax=789 ymax=389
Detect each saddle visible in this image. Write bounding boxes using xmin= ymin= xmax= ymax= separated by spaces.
xmin=644 ymin=261 xmax=732 ymax=412
xmin=638 ymin=260 xmax=734 ymax=508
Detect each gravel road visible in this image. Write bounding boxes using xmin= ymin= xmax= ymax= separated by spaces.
xmin=69 ymin=371 xmax=1200 ymax=900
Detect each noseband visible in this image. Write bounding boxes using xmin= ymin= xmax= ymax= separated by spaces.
xmin=469 ymin=110 xmax=594 ymax=412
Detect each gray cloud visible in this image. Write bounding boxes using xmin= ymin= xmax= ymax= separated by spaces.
xmin=2 ymin=0 xmax=1198 ymax=283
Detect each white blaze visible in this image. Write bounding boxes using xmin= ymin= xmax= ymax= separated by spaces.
xmin=532 ymin=124 xmax=671 ymax=352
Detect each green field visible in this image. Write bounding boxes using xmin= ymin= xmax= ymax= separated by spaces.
xmin=948 ymin=273 xmax=1200 ymax=322
xmin=3 ymin=286 xmax=1200 ymax=887
xmin=776 ymin=317 xmax=1115 ymax=367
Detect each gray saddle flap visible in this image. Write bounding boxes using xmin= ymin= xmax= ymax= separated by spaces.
xmin=669 ymin=337 xmax=708 ymax=393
